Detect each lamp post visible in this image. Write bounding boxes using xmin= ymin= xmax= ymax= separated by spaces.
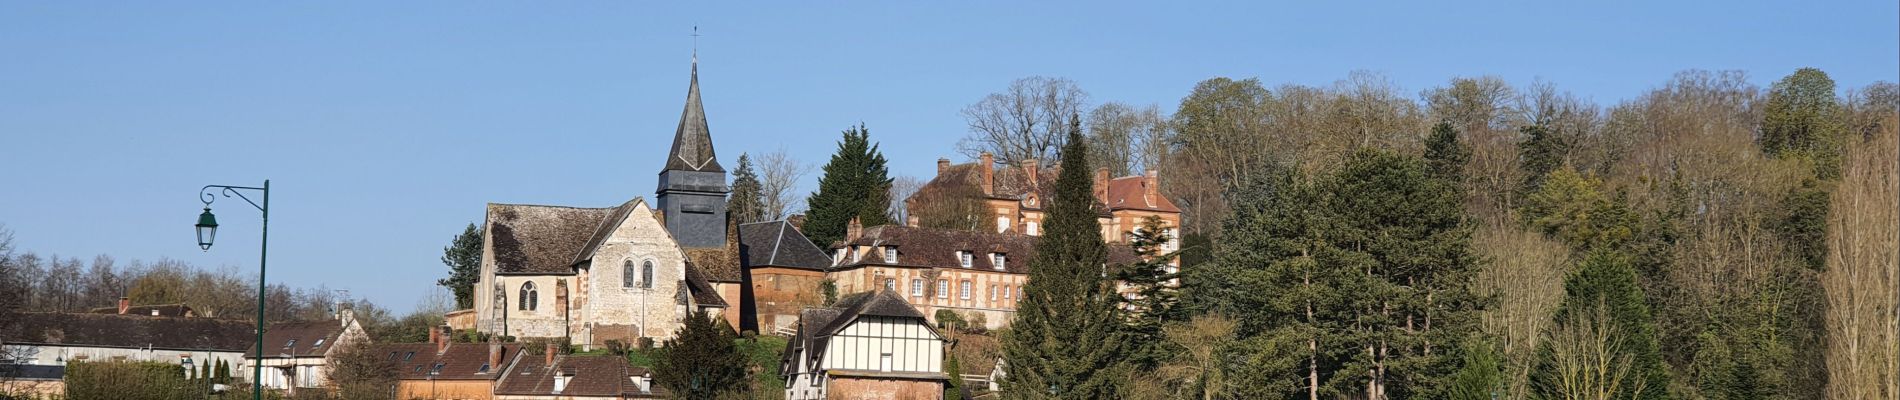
xmin=195 ymin=181 xmax=269 ymax=400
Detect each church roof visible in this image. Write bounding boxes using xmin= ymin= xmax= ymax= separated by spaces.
xmin=486 ymin=204 xmax=618 ymax=275
xmin=739 ymin=220 xmax=833 ymax=271
xmin=662 ymin=59 xmax=722 ymax=173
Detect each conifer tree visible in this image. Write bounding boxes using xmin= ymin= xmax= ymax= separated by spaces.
xmin=803 ymin=124 xmax=893 ymax=247
xmin=1517 ymin=124 xmax=1569 ymax=199
xmin=1113 ymin=216 xmax=1183 ymax=369
xmin=1000 ymin=116 xmax=1126 ymax=400
xmin=654 ymin=311 xmax=749 ymax=399
xmin=1424 ymin=121 xmax=1471 ymax=184
xmin=1533 ymin=250 xmax=1669 ymax=400
xmin=729 ymin=154 xmax=765 ymax=224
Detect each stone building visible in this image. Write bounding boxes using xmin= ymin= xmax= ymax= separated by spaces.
xmin=471 ymin=58 xmax=739 ymax=346
xmin=782 ymin=290 xmax=947 ymax=400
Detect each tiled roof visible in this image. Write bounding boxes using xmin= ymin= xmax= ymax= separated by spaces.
xmin=1104 ymin=175 xmax=1181 ymax=213
xmin=570 ymin=199 xmax=649 ymax=268
xmin=912 ymin=160 xmax=1177 ymax=214
xmin=251 ymin=320 xmax=347 ymax=358
xmin=739 ymin=220 xmax=832 ymax=271
xmin=87 ymin=304 xmax=195 ymax=317
xmin=1 ymin=312 xmax=253 ymax=352
xmin=486 ymin=203 xmax=616 ymax=275
xmin=683 ymin=263 xmax=729 ymax=308
xmin=787 ymin=291 xmax=938 ymax=371
xmin=662 ymin=60 xmax=722 ymax=173
xmin=374 ymin=342 xmax=519 ymax=381
xmin=831 ymin=225 xmax=1141 ymax=273
xmin=496 ymin=354 xmax=660 ymax=398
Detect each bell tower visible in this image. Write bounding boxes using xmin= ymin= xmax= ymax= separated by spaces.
xmin=655 ymin=56 xmax=729 ymax=249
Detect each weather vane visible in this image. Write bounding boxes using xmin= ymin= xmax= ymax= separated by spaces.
xmin=691 ymin=26 xmax=700 ymax=60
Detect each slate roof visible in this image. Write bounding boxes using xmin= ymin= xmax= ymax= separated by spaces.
xmin=87 ymin=304 xmax=195 ymax=317
xmin=831 ymin=225 xmax=1140 ymax=273
xmin=495 ymin=354 xmax=660 ymax=398
xmin=0 ymin=364 xmax=63 ymax=380
xmin=1 ymin=312 xmax=253 ymax=352
xmin=662 ymin=59 xmax=722 ymax=173
xmin=374 ymin=342 xmax=520 ymax=381
xmin=738 ymin=220 xmax=832 ymax=271
xmin=487 ymin=203 xmax=617 ymax=275
xmin=251 ymin=320 xmax=348 ymax=358
xmin=682 ymin=216 xmax=744 ymax=282
xmin=783 ymin=291 xmax=939 ymax=372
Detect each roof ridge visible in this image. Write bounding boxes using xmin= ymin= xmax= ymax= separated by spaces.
xmin=768 ymin=222 xmax=786 ymax=265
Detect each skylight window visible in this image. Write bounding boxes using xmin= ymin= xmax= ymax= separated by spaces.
xmin=284 ymin=339 xmax=296 ymax=349
xmin=312 ymin=339 xmax=325 ymax=348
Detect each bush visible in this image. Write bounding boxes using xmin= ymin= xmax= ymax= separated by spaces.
xmin=934 ymin=309 xmax=968 ymax=331
xmin=64 ymin=361 xmax=200 ymax=400
xmin=604 ymin=339 xmax=629 ymax=356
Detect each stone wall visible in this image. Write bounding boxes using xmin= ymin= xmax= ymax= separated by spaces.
xmin=828 ymin=377 xmax=943 ymax=400
xmin=577 ymin=200 xmax=687 ymax=344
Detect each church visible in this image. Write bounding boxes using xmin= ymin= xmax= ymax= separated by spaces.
xmin=470 ymin=57 xmax=745 ymax=347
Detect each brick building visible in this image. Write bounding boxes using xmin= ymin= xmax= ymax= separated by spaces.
xmin=906 ymin=153 xmax=1182 ymax=250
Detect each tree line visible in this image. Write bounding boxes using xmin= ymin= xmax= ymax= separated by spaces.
xmin=978 ymin=68 xmax=1896 ymax=400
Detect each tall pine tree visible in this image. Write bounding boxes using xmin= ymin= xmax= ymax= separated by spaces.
xmin=438 ymin=223 xmax=483 ymax=309
xmin=803 ymin=124 xmax=893 ymax=247
xmin=1533 ymin=250 xmax=1669 ymax=400
xmin=1001 ymin=116 xmax=1126 ymax=400
xmin=729 ymin=154 xmax=765 ymax=224
xmin=1113 ymin=216 xmax=1183 ymax=370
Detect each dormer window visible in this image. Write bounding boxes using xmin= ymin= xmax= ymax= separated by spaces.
xmin=957 ymin=251 xmax=972 ymax=268
xmin=835 ymin=248 xmax=847 ymax=263
xmin=852 ymin=248 xmax=862 ymax=262
xmin=991 ymin=253 xmax=1006 ymax=270
xmin=883 ymin=248 xmax=898 ymax=264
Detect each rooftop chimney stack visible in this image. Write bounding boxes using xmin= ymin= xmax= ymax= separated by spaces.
xmin=906 ymin=215 xmax=920 ymax=227
xmin=1024 ymin=159 xmax=1040 ymax=189
xmin=117 ymin=297 xmax=130 ymax=315
xmin=846 ymin=217 xmax=863 ymax=242
xmin=979 ymin=152 xmax=995 ymax=195
xmin=487 ymin=338 xmax=502 ymax=371
xmin=937 ymin=158 xmax=951 ymax=176
xmin=1094 ymin=167 xmax=1111 ymax=203
xmin=545 ymin=342 xmax=558 ymax=365
xmin=1144 ymin=169 xmax=1159 ymax=206
xmin=436 ymin=326 xmax=452 ymax=354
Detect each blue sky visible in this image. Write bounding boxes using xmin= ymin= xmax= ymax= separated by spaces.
xmin=2 ymin=1 xmax=1894 ymax=313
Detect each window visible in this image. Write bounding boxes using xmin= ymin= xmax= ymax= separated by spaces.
xmin=910 ymin=279 xmax=924 ymax=297
xmin=478 ymin=363 xmax=490 ymax=373
xmin=880 ymin=353 xmax=893 ymax=372
xmin=623 ymin=261 xmax=638 ymax=288
xmin=312 ymin=339 xmax=325 ymax=348
xmin=937 ymin=280 xmax=949 ymax=299
xmin=519 ymin=282 xmax=538 ymax=311
xmin=989 ymin=285 xmax=997 ymax=300
xmin=851 ymin=248 xmax=862 ymax=262
xmin=884 ymin=278 xmax=896 ymax=291
xmin=996 ymin=216 xmax=1010 ymax=233
xmin=1026 ymin=221 xmax=1039 ymax=236
xmin=958 ymin=251 xmax=972 ymax=268
xmin=404 ymin=352 xmax=415 ymax=362
xmin=991 ymin=253 xmax=1006 ymax=270
xmin=959 ymin=281 xmax=972 ymax=300
xmin=1004 ymin=286 xmax=1012 ymax=299
xmin=284 ymin=339 xmax=296 ymax=349
xmin=641 ymin=261 xmax=655 ymax=289
xmin=431 ymin=363 xmax=444 ymax=375
xmin=883 ymin=248 xmax=898 ymax=263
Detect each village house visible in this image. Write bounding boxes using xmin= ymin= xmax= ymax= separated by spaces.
xmin=377 ymin=326 xmax=523 ymax=400
xmin=493 ymin=343 xmax=660 ymax=399
xmin=246 ymin=308 xmax=370 ymax=394
xmin=0 ymin=311 xmax=254 ymax=397
xmin=782 ymin=290 xmax=947 ymax=400
xmin=739 ymin=220 xmax=835 ymax=334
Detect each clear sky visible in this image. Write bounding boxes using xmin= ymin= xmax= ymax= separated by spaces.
xmin=2 ymin=1 xmax=1894 ymax=313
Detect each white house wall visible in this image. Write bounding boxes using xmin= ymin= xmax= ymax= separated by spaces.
xmin=819 ymin=316 xmax=943 ymax=374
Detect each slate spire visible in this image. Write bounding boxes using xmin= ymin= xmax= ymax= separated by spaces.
xmin=664 ymin=57 xmax=723 ymax=173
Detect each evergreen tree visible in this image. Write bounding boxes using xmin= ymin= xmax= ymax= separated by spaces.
xmin=654 ymin=311 xmax=749 ymax=399
xmin=438 ymin=223 xmax=483 ymax=309
xmin=1424 ymin=121 xmax=1471 ymax=184
xmin=803 ymin=124 xmax=893 ymax=247
xmin=1000 ymin=117 xmax=1126 ymax=400
xmin=729 ymin=154 xmax=766 ymax=224
xmin=1533 ymin=250 xmax=1669 ymax=400
xmin=1517 ymin=124 xmax=1570 ymax=199
xmin=945 ymin=351 xmax=965 ymax=400
xmin=1113 ymin=216 xmax=1183 ymax=369
xmin=1760 ymin=68 xmax=1846 ymax=178
xmin=1446 ymin=337 xmax=1502 ymax=400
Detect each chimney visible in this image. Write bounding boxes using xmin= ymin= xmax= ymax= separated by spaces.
xmin=906 ymin=215 xmax=920 ymax=227
xmin=545 ymin=342 xmax=558 ymax=365
xmin=1023 ymin=159 xmax=1040 ymax=189
xmin=428 ymin=325 xmax=441 ymax=344
xmin=937 ymin=158 xmax=951 ymax=176
xmin=846 ymin=217 xmax=863 ymax=242
xmin=437 ymin=326 xmax=452 ymax=354
xmin=117 ymin=297 xmax=130 ymax=314
xmin=487 ymin=338 xmax=502 ymax=372
xmin=979 ymin=152 xmax=995 ymax=195
xmin=1143 ymin=170 xmax=1159 ymax=206
xmin=1094 ymin=167 xmax=1111 ymax=203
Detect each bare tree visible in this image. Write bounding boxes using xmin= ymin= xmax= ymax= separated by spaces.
xmin=1471 ymin=225 xmax=1570 ymax=399
xmin=1086 ymin=102 xmax=1170 ymax=176
xmin=887 ymin=175 xmax=925 ymax=223
xmin=758 ymin=148 xmax=812 ymax=221
xmin=1823 ymin=120 xmax=1898 ymax=400
xmin=1541 ymin=301 xmax=1652 ymax=400
xmin=958 ymin=76 xmax=1089 ymax=165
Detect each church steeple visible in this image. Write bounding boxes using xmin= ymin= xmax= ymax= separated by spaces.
xmin=655 ymin=55 xmax=730 ymax=249
xmin=662 ymin=57 xmax=723 ymax=173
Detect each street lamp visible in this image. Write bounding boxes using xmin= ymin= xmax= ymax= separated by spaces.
xmin=195 ymin=181 xmax=269 ymax=400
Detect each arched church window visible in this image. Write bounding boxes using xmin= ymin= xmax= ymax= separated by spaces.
xmin=519 ymin=282 xmax=537 ymax=311
xmin=641 ymin=261 xmax=655 ymax=289
xmin=623 ymin=261 xmax=637 ymax=288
